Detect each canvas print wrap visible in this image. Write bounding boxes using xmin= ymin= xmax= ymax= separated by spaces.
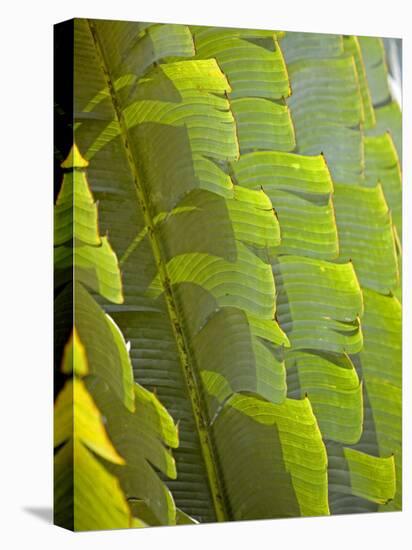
xmin=53 ymin=18 xmax=402 ymax=530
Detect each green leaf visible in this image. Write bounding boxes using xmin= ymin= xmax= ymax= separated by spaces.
xmin=61 ymin=143 xmax=90 ymax=169
xmin=196 ymin=307 xmax=287 ymax=414
xmin=278 ymin=30 xmax=402 ymax=516
xmin=54 ymin=378 xmax=125 ymax=464
xmin=233 ymin=150 xmax=333 ymax=194
xmin=54 ymin=334 xmax=131 ymax=531
xmin=54 ymin=440 xmax=131 ymax=531
xmin=54 ymin=143 xmax=124 ymax=304
xmin=358 ymin=37 xmax=391 ymax=106
xmin=367 ymin=100 xmax=402 ymax=161
xmin=327 ymin=443 xmax=396 ymax=513
xmin=147 ymin=241 xmax=275 ymax=321
xmin=333 ymin=183 xmax=399 ymax=294
xmin=288 ymin=56 xmax=363 ymax=127
xmin=282 ymin=35 xmax=364 ymax=184
xmin=61 ymin=327 xmax=89 ymax=377
xmin=358 ymin=289 xmax=402 ymax=510
xmin=192 ymin=27 xmax=291 ymax=99
xmin=343 ymin=35 xmax=376 ymax=129
xmin=71 ymin=18 xmax=298 ymax=523
xmin=105 ymin=22 xmax=195 ymax=83
xmin=232 ymin=151 xmax=339 ymax=260
xmin=286 ymin=351 xmax=363 ymax=444
xmin=55 ymin=237 xmax=123 ymax=303
xmin=344 ymin=448 xmax=396 ymax=504
xmin=74 ymin=282 xmax=135 ymax=412
xmin=273 ymin=255 xmax=363 ymax=354
xmin=212 ymin=394 xmax=329 ymax=519
xmin=59 ymin=19 xmax=402 ymax=525
xmin=227 ymin=186 xmax=281 ymax=256
xmin=86 ymin=377 xmax=179 ymax=525
xmin=54 ymin=286 xmax=180 ymax=529
xmin=231 ymin=97 xmax=295 ymax=153
xmin=54 ymin=167 xmax=100 ymax=247
xmin=281 ymin=31 xmax=344 ymax=63
xmin=364 ymin=133 xmax=402 ymax=238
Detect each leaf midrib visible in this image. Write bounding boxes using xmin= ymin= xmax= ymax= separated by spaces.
xmin=87 ymin=19 xmax=228 ymax=522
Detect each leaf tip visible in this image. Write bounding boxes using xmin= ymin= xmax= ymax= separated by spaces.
xmin=61 ymin=143 xmax=89 ymax=170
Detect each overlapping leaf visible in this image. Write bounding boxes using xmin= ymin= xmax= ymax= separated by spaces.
xmin=363 ymin=133 xmax=402 ymax=237
xmin=333 ymin=183 xmax=399 ymax=293
xmin=367 ymin=100 xmax=402 ymax=161
xmin=286 ymin=351 xmax=363 ymax=445
xmin=54 ymin=332 xmax=131 ymax=531
xmin=70 ymin=18 xmax=333 ymax=523
xmin=232 ymin=151 xmax=339 ymax=259
xmin=358 ymin=37 xmax=391 ymax=107
xmin=283 ymin=42 xmax=364 ymax=183
xmin=54 ymin=20 xmax=402 ymax=527
xmin=278 ymin=29 xmax=400 ymax=512
xmin=54 ymin=139 xmax=181 ymax=528
xmin=358 ymin=290 xmax=402 ymax=510
xmin=213 ymin=394 xmax=329 ymax=519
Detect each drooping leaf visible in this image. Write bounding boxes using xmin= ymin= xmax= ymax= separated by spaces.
xmin=55 ymin=20 xmax=402 ymax=526
xmin=367 ymin=100 xmax=402 ymax=161
xmin=192 ymin=26 xmax=291 ymax=100
xmin=279 ymin=30 xmax=402 ymax=514
xmin=344 ymin=448 xmax=396 ymax=504
xmin=363 ymin=133 xmax=402 ymax=238
xmin=358 ymin=36 xmax=391 ymax=107
xmin=74 ymin=282 xmax=135 ymax=412
xmin=70 ymin=19 xmax=325 ymax=524
xmin=54 ymin=377 xmax=125 ymax=465
xmin=232 ymin=151 xmax=339 ymax=260
xmin=55 ymin=237 xmax=124 ymax=303
xmin=230 ymin=98 xmax=295 ymax=153
xmin=54 ymin=331 xmax=131 ymax=531
xmin=54 ymin=440 xmax=131 ymax=531
xmin=54 ymin=168 xmax=100 ymax=247
xmin=87 ymin=376 xmax=179 ymax=525
xmin=327 ymin=442 xmax=396 ymax=513
xmin=333 ymin=183 xmax=399 ymax=294
xmin=284 ymin=52 xmax=363 ymax=183
xmin=212 ymin=394 xmax=329 ymax=519
xmin=286 ymin=351 xmax=363 ymax=445
xmin=281 ymin=31 xmax=344 ymax=63
xmin=54 ymin=126 xmax=182 ymax=528
xmin=358 ymin=289 xmax=402 ymax=510
xmin=61 ymin=327 xmax=88 ymax=377
xmin=342 ymin=35 xmax=375 ymax=129
xmin=273 ymin=255 xmax=363 ymax=354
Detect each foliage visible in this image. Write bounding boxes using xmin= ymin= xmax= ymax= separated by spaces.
xmin=54 ymin=20 xmax=402 ymax=529
xmin=54 ymin=146 xmax=185 ymax=530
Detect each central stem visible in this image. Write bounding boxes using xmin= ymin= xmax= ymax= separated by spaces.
xmin=88 ymin=20 xmax=228 ymax=522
